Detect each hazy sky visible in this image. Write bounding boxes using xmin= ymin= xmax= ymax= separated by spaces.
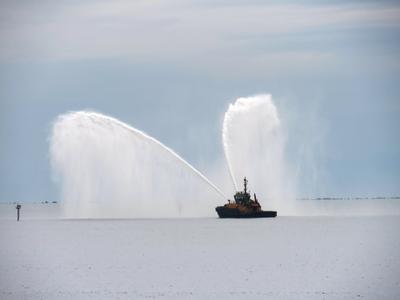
xmin=1 ymin=0 xmax=399 ymax=202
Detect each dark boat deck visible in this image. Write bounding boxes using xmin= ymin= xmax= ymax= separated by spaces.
xmin=216 ymin=206 xmax=277 ymax=218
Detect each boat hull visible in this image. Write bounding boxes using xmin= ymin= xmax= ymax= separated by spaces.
xmin=215 ymin=206 xmax=277 ymax=218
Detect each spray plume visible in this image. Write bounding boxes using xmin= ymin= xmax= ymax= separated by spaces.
xmin=50 ymin=111 xmax=225 ymax=218
xmin=222 ymin=94 xmax=296 ymax=213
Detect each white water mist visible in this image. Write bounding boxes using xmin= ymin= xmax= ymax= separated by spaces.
xmin=222 ymin=95 xmax=296 ymax=213
xmin=50 ymin=111 xmax=225 ymax=218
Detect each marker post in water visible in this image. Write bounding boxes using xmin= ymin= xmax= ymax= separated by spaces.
xmin=16 ymin=204 xmax=21 ymax=221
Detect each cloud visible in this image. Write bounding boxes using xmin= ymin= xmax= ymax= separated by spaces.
xmin=1 ymin=0 xmax=399 ymax=64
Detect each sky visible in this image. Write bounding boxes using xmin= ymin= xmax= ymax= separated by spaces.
xmin=0 ymin=0 xmax=399 ymax=202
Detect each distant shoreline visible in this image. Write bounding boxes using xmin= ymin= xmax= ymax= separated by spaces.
xmin=298 ymin=196 xmax=400 ymax=201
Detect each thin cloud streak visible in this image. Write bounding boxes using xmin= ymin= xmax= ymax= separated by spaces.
xmin=0 ymin=1 xmax=399 ymax=63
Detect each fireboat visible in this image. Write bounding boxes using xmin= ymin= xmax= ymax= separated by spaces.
xmin=215 ymin=177 xmax=277 ymax=218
